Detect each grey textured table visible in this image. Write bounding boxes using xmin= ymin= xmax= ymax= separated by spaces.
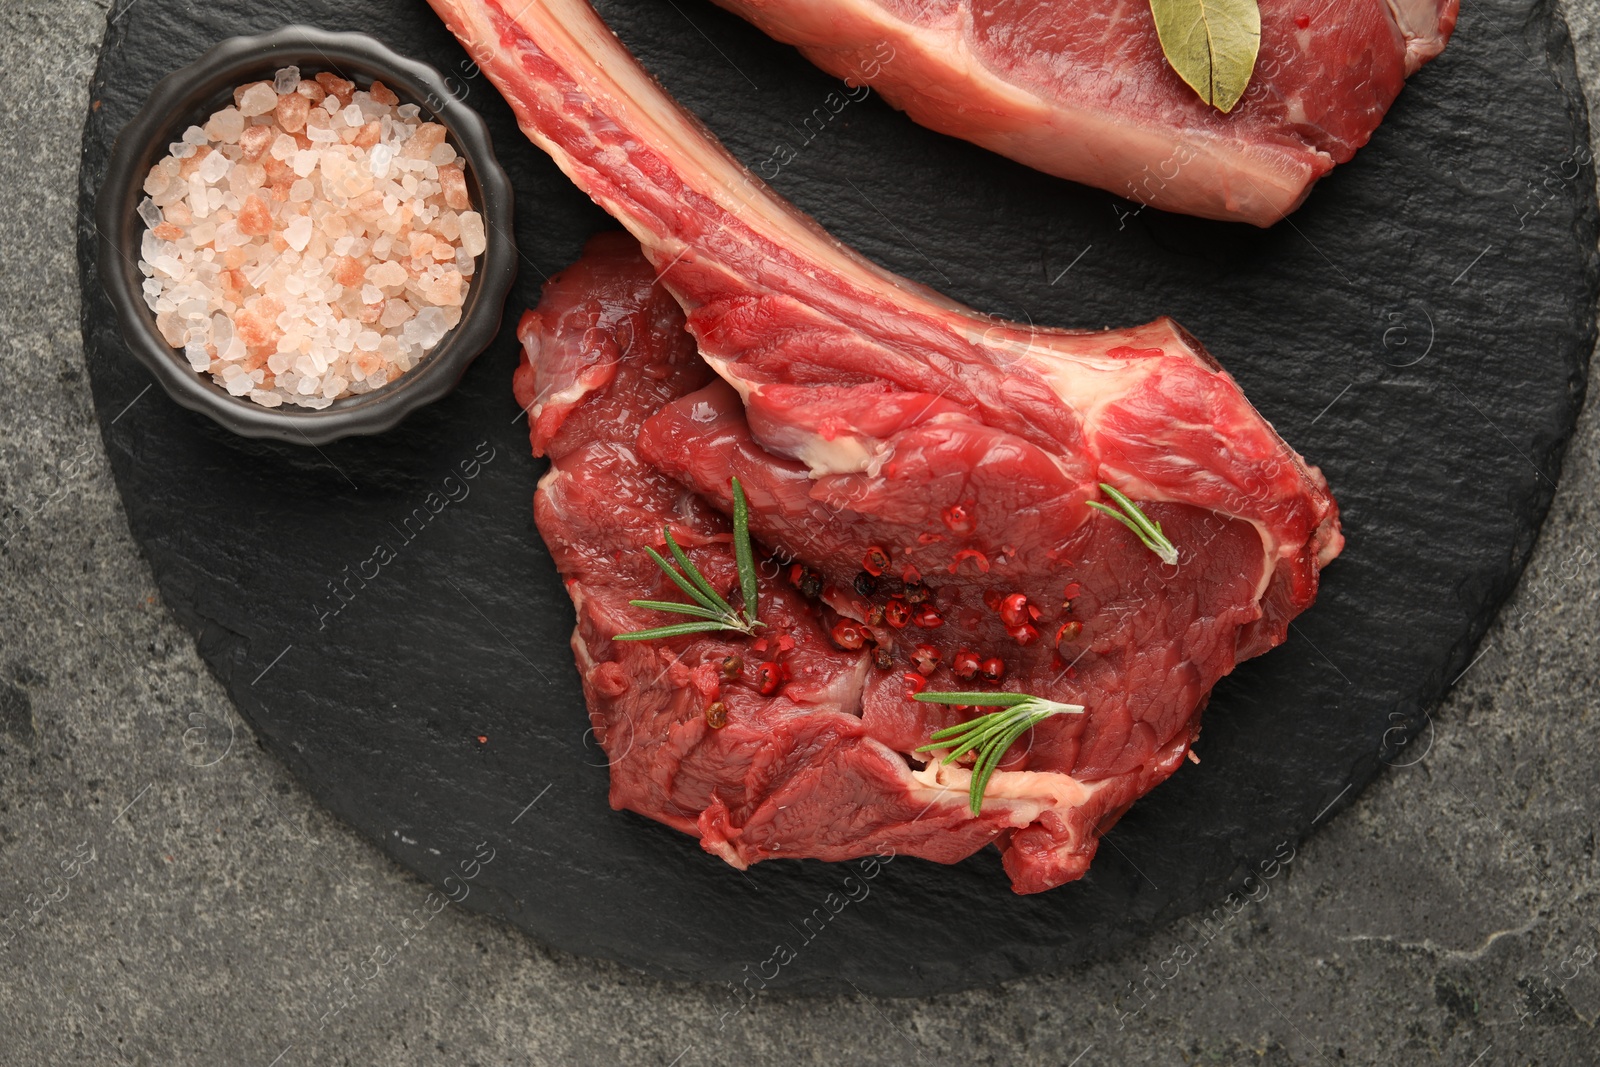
xmin=3 ymin=1 xmax=1599 ymax=1063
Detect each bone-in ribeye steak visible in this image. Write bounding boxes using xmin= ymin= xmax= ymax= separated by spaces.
xmin=435 ymin=0 xmax=1345 ymax=892
xmin=712 ymin=0 xmax=1458 ymax=225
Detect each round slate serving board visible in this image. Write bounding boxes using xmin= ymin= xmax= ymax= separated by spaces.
xmin=77 ymin=0 xmax=1597 ymax=995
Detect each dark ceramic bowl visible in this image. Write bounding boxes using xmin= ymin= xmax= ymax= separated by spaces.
xmin=96 ymin=26 xmax=516 ymax=444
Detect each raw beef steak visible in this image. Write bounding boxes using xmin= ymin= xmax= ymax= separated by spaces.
xmin=440 ymin=0 xmax=1344 ymax=891
xmin=713 ymin=0 xmax=1458 ymax=224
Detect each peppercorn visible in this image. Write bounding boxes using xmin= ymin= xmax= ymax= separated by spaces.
xmin=941 ymin=503 xmax=976 ymax=536
xmin=952 ymin=648 xmax=981 ymax=681
xmin=705 ymin=702 xmax=728 ymax=729
xmin=999 ymin=592 xmax=1030 ymax=628
xmin=1008 ymin=623 xmax=1040 ymax=646
xmin=788 ymin=564 xmax=823 ymax=599
xmin=830 ymin=620 xmax=867 ymax=650
xmin=756 ymin=661 xmax=783 ymax=696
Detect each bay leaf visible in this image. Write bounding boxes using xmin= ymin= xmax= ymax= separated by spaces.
xmin=1148 ymin=0 xmax=1262 ymax=113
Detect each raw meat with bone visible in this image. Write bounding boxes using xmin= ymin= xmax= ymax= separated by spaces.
xmin=711 ymin=0 xmax=1458 ymax=225
xmin=438 ymin=0 xmax=1343 ymax=891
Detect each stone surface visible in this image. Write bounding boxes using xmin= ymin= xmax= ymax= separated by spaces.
xmin=72 ymin=0 xmax=1600 ymax=994
xmin=1 ymin=0 xmax=1598 ymax=1061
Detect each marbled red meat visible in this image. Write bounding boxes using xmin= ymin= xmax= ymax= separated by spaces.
xmin=714 ymin=0 xmax=1457 ymax=224
xmin=440 ymin=0 xmax=1344 ymax=891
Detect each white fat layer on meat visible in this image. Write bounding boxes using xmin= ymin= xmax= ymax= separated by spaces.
xmin=701 ymin=835 xmax=749 ymax=869
xmin=520 ymin=329 xmax=588 ymax=428
xmin=535 ymin=463 xmax=566 ymax=496
xmin=1382 ymin=0 xmax=1455 ymax=71
xmin=568 ymin=586 xmax=598 ymax=687
xmin=701 ymin=349 xmax=890 ymax=477
xmin=532 ymin=375 xmax=593 ymax=428
xmin=906 ymin=755 xmax=1107 ymax=828
xmin=793 ymin=433 xmax=876 ymax=476
xmin=788 ymin=651 xmax=875 ymax=712
xmin=699 ymin=350 xmax=750 ymax=401
xmin=1025 ymin=350 xmax=1164 ymax=427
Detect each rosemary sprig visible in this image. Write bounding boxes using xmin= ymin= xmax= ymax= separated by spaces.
xmin=731 ymin=474 xmax=759 ymax=629
xmin=914 ymin=691 xmax=1086 ymax=815
xmin=1086 ymin=482 xmax=1179 ymax=566
xmin=615 ymin=477 xmax=766 ymax=642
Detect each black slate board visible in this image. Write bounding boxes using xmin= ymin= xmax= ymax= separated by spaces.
xmin=77 ymin=0 xmax=1597 ymax=995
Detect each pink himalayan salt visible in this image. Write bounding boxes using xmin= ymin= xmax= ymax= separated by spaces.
xmin=439 ymin=164 xmax=469 ymax=211
xmin=367 ymin=260 xmax=408 ymax=288
xmin=238 ymin=82 xmax=278 ymax=117
xmin=421 ymin=270 xmax=465 ymax=307
xmin=134 ymin=66 xmax=481 ymax=410
xmin=331 ymin=256 xmax=365 ymax=288
xmin=380 ymin=300 xmax=415 ymax=328
xmin=368 ymin=80 xmax=399 ymax=107
xmin=239 ymin=124 xmax=273 ymax=162
xmin=275 ymin=93 xmax=310 ymax=134
xmin=458 ymin=212 xmax=486 ymax=257
xmin=315 ymin=71 xmax=356 ymax=105
xmin=237 ymin=195 xmax=271 ymax=237
xmin=204 ymin=107 xmax=245 ymax=143
xmin=402 ymin=123 xmax=448 ymax=160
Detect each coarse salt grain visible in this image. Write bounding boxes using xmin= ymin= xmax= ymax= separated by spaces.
xmin=283 ymin=215 xmax=313 ymax=252
xmin=207 ymin=107 xmax=246 ymax=143
xmin=134 ymin=67 xmax=481 ymax=411
xmin=197 ymin=150 xmax=230 ymax=184
xmin=459 ymin=211 xmax=486 ymax=257
xmin=367 ymin=260 xmax=407 ymax=288
xmin=380 ymin=300 xmax=414 ymax=328
xmin=238 ymin=82 xmax=278 ymax=117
